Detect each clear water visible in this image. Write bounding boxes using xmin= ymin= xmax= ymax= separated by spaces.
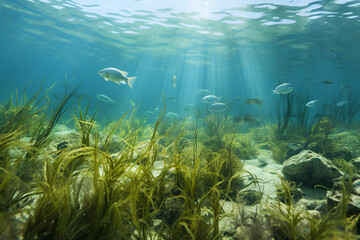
xmin=0 ymin=0 xmax=360 ymax=121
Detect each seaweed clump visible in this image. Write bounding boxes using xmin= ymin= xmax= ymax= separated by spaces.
xmin=266 ymin=175 xmax=359 ymax=240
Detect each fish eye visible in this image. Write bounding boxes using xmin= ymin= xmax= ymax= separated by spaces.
xmin=99 ymin=71 xmax=102 ymax=73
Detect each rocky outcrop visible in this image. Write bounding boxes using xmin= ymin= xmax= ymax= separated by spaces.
xmin=327 ymin=179 xmax=360 ymax=217
xmin=282 ymin=150 xmax=343 ymax=188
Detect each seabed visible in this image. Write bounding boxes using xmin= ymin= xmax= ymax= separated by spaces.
xmin=0 ymin=87 xmax=360 ymax=240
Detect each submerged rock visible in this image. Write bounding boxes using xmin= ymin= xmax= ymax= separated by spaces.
xmin=326 ymin=179 xmax=360 ymax=217
xmin=286 ymin=142 xmax=304 ymax=158
xmin=282 ymin=150 xmax=343 ymax=188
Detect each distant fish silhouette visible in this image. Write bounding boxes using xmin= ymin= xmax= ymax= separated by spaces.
xmin=322 ymin=80 xmax=333 ymax=84
xmin=96 ymin=94 xmax=114 ymax=103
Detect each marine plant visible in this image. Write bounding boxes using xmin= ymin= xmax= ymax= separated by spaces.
xmin=0 ymin=80 xmax=50 ymax=135
xmin=231 ymin=206 xmax=272 ymax=240
xmin=73 ymin=99 xmax=98 ymax=147
xmin=345 ymin=92 xmax=360 ymax=126
xmin=266 ymin=174 xmax=309 ymax=240
xmin=305 ymin=116 xmax=353 ymax=160
xmin=269 ymin=139 xmax=289 ymax=164
xmin=275 ymin=178 xmax=304 ymax=203
xmin=248 ymin=123 xmax=276 ymax=147
xmin=306 ymin=180 xmax=359 ymax=239
xmin=0 ymin=169 xmax=31 ymax=239
xmin=275 ymin=94 xmax=293 ymax=139
xmin=31 ymin=87 xmax=79 ymax=149
xmin=0 ymin=87 xmax=259 ymax=240
xmin=293 ymin=91 xmax=310 ymax=128
xmin=267 ymin=175 xmax=359 ymax=240
xmin=232 ymin=134 xmax=258 ymax=160
xmin=0 ymin=130 xmax=37 ymax=239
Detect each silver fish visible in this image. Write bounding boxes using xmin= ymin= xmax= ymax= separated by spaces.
xmin=196 ymin=89 xmax=211 ymax=95
xmin=96 ymin=94 xmax=114 ymax=103
xmin=173 ymin=75 xmax=176 ymax=88
xmin=336 ymin=101 xmax=348 ymax=107
xmin=272 ymin=83 xmax=294 ymax=95
xmin=209 ymin=103 xmax=227 ymax=112
xmin=305 ymin=100 xmax=320 ymax=108
xmin=98 ymin=67 xmax=137 ymax=89
xmin=201 ymin=95 xmax=220 ymax=103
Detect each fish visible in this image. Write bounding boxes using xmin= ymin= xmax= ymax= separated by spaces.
xmin=323 ymin=80 xmax=333 ymax=84
xmin=166 ymin=97 xmax=177 ymax=103
xmin=98 ymin=67 xmax=137 ymax=89
xmin=234 ymin=114 xmax=260 ymax=125
xmin=272 ymin=83 xmax=294 ymax=95
xmin=196 ymin=89 xmax=211 ymax=95
xmin=336 ymin=101 xmax=348 ymax=107
xmin=145 ymin=111 xmax=155 ymax=118
xmin=245 ymin=98 xmax=263 ymax=105
xmin=209 ymin=103 xmax=226 ymax=112
xmin=173 ymin=75 xmax=176 ymax=88
xmin=96 ymin=94 xmax=114 ymax=103
xmin=232 ymin=96 xmax=243 ymax=102
xmin=165 ymin=112 xmax=179 ymax=118
xmin=201 ymin=95 xmax=220 ymax=103
xmin=305 ymin=100 xmax=320 ymax=108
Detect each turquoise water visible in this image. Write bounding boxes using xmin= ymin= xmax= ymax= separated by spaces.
xmin=0 ymin=0 xmax=360 ymax=122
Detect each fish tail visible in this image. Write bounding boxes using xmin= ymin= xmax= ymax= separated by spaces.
xmin=127 ymin=76 xmax=137 ymax=89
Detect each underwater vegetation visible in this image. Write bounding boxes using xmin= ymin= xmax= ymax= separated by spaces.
xmin=0 ymin=84 xmax=261 ymax=240
xmin=267 ymin=175 xmax=359 ymax=240
xmin=0 ymin=82 xmax=359 ymax=240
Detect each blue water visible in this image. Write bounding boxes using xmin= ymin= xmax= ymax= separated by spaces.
xmin=1 ymin=0 xmax=360 ymax=122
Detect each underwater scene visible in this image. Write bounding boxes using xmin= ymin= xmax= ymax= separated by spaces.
xmin=1 ymin=0 xmax=360 ymax=239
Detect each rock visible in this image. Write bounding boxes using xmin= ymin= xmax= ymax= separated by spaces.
xmin=326 ymin=179 xmax=360 ymax=217
xmin=48 ymin=131 xmax=82 ymax=152
xmin=282 ymin=150 xmax=343 ymax=188
xmin=286 ymin=142 xmax=304 ymax=158
xmin=297 ymin=199 xmax=328 ymax=213
xmin=315 ymin=200 xmax=328 ymax=213
xmin=307 ymin=209 xmax=321 ymax=219
xmin=326 ymin=190 xmax=360 ymax=216
xmin=298 ymin=199 xmax=317 ymax=210
xmin=219 ymin=216 xmax=236 ymax=237
xmin=307 ymin=138 xmax=353 ymax=161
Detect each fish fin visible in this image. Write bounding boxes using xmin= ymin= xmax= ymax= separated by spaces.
xmin=120 ymin=81 xmax=126 ymax=85
xmin=119 ymin=70 xmax=128 ymax=77
xmin=127 ymin=76 xmax=137 ymax=89
xmin=114 ymin=81 xmax=123 ymax=86
xmin=272 ymin=90 xmax=278 ymax=94
xmin=103 ymin=78 xmax=108 ymax=81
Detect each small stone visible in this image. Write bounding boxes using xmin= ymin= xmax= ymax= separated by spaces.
xmin=307 ymin=210 xmax=321 ymax=219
